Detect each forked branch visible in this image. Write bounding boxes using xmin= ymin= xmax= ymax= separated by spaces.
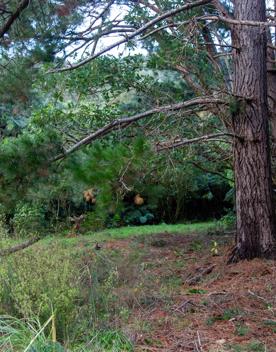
xmin=48 ymin=0 xmax=212 ymax=73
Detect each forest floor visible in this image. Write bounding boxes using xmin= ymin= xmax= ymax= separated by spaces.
xmin=0 ymin=223 xmax=275 ymax=352
xmin=78 ymin=224 xmax=275 ymax=352
xmin=111 ymin=231 xmax=275 ymax=352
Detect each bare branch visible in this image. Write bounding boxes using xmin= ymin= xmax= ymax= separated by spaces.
xmin=141 ymin=14 xmax=276 ymax=41
xmin=137 ymin=0 xmax=161 ymax=14
xmin=212 ymin=0 xmax=232 ymax=19
xmin=48 ymin=0 xmax=212 ymax=73
xmin=156 ymin=132 xmax=237 ymax=151
xmin=198 ymin=15 xmax=276 ymax=28
xmin=90 ymin=0 xmax=116 ymax=29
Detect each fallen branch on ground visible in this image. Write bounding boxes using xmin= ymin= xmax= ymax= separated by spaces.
xmin=0 ymin=236 xmax=40 ymax=256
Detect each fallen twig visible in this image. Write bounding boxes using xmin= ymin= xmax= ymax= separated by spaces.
xmin=196 ymin=331 xmax=204 ymax=352
xmin=186 ymin=264 xmax=216 ymax=285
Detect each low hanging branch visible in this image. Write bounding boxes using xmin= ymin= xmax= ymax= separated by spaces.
xmin=156 ymin=132 xmax=236 ymax=151
xmin=52 ymin=96 xmax=226 ymax=161
xmin=0 ymin=236 xmax=40 ymax=257
xmin=191 ymin=161 xmax=233 ymax=182
xmin=0 ymin=0 xmax=30 ymax=39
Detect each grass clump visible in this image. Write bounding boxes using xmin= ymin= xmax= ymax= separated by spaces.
xmin=0 ymin=315 xmax=64 ymax=352
xmin=235 ymin=323 xmax=250 ymax=336
xmin=229 ymin=340 xmax=266 ymax=352
xmin=206 ymin=308 xmax=243 ymax=326
xmin=77 ymin=330 xmax=133 ymax=352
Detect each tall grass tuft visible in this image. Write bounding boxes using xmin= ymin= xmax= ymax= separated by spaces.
xmin=0 ymin=315 xmax=63 ymax=351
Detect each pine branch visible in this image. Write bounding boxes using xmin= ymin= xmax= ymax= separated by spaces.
xmin=156 ymin=132 xmax=236 ymax=151
xmin=52 ymin=96 xmax=226 ymax=161
xmin=48 ymin=0 xmax=212 ymax=73
xmin=0 ymin=0 xmax=30 ymax=39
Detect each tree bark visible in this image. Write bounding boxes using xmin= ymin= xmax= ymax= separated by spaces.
xmin=229 ymin=0 xmax=276 ymax=262
xmin=267 ymin=3 xmax=276 ymax=185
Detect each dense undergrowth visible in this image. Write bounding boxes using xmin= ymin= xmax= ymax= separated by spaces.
xmin=0 ymin=220 xmax=274 ymax=352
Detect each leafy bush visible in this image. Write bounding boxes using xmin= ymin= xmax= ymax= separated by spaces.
xmin=0 ymin=205 xmax=9 ymax=239
xmin=219 ymin=211 xmax=236 ymax=228
xmin=0 ymin=245 xmax=79 ymax=338
xmin=77 ymin=330 xmax=133 ymax=352
xmin=0 ymin=243 xmax=134 ymax=346
xmin=12 ymin=203 xmax=46 ymax=237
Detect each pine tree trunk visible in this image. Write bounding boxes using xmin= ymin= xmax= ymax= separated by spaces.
xmin=229 ymin=0 xmax=276 ymax=262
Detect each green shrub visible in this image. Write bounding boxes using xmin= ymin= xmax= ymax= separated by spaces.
xmin=82 ymin=211 xmax=107 ymax=232
xmin=77 ymin=330 xmax=133 ymax=352
xmin=0 ymin=245 xmax=79 ymax=338
xmin=0 ymin=240 xmax=137 ymax=346
xmin=0 ymin=205 xmax=9 ymax=239
xmin=123 ymin=204 xmax=155 ymax=225
xmin=12 ymin=203 xmax=46 ymax=237
xmin=218 ymin=211 xmax=236 ymax=228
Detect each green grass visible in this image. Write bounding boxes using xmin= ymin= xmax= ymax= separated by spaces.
xmin=0 ymin=315 xmax=59 ymax=352
xmin=0 ymin=221 xmax=220 ymax=252
xmin=48 ymin=221 xmax=218 ymax=244
xmin=228 ymin=340 xmax=266 ymax=352
xmin=95 ymin=221 xmax=218 ymax=238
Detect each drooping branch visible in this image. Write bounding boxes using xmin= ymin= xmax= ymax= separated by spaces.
xmin=48 ymin=0 xmax=212 ymax=73
xmin=0 ymin=0 xmax=30 ymax=39
xmin=0 ymin=236 xmax=40 ymax=256
xmin=49 ymin=6 xmax=276 ymax=74
xmin=52 ymin=96 xmax=226 ymax=161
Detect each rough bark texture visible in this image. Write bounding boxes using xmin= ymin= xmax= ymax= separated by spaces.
xmin=229 ymin=0 xmax=276 ymax=262
xmin=267 ymin=13 xmax=276 ymax=186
